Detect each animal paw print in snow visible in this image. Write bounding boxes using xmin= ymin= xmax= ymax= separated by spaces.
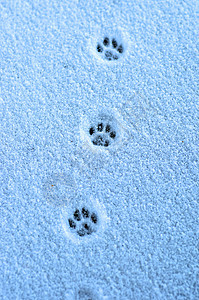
xmin=89 ymin=122 xmax=116 ymax=147
xmin=97 ymin=36 xmax=124 ymax=61
xmin=68 ymin=207 xmax=98 ymax=237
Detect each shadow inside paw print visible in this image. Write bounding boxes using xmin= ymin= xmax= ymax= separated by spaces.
xmin=76 ymin=287 xmax=100 ymax=300
xmin=89 ymin=122 xmax=116 ymax=148
xmin=97 ymin=36 xmax=124 ymax=61
xmin=68 ymin=207 xmax=98 ymax=237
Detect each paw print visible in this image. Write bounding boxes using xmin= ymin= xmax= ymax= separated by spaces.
xmin=68 ymin=207 xmax=99 ymax=237
xmin=61 ymin=196 xmax=109 ymax=243
xmin=89 ymin=122 xmax=116 ymax=148
xmin=75 ymin=286 xmax=109 ymax=300
xmin=96 ymin=36 xmax=124 ymax=61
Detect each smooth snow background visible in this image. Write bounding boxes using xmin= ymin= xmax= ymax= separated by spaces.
xmin=0 ymin=0 xmax=199 ymax=299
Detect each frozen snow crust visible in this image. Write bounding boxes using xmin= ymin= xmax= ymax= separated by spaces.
xmin=1 ymin=0 xmax=199 ymax=299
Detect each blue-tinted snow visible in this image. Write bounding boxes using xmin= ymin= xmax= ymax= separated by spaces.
xmin=0 ymin=0 xmax=198 ymax=299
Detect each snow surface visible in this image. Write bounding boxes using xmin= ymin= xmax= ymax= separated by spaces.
xmin=0 ymin=0 xmax=199 ymax=299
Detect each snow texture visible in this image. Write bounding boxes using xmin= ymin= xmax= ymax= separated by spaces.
xmin=0 ymin=0 xmax=199 ymax=299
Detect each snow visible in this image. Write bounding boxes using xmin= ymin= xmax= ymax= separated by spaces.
xmin=1 ymin=0 xmax=198 ymax=299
